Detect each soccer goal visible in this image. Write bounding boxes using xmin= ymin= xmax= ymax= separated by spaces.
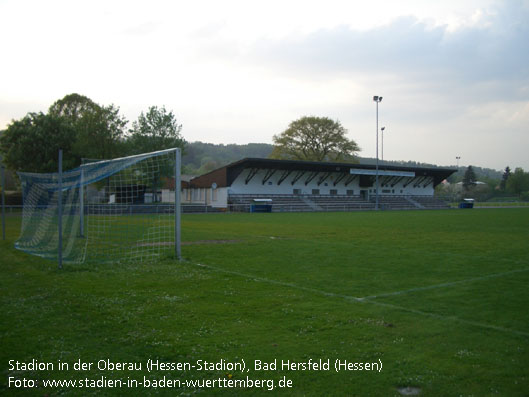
xmin=15 ymin=148 xmax=181 ymax=265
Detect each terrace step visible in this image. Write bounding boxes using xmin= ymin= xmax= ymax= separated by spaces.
xmin=405 ymin=196 xmax=425 ymax=209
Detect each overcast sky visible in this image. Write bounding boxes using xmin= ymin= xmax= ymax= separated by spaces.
xmin=1 ymin=0 xmax=528 ymax=170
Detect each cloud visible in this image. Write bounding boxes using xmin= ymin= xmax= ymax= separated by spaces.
xmin=250 ymin=1 xmax=529 ymax=101
xmin=122 ymin=21 xmax=161 ymax=36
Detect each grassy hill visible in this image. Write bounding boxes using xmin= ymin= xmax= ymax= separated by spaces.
xmin=182 ymin=142 xmax=274 ymax=175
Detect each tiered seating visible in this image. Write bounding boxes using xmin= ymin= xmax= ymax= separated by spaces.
xmin=228 ymin=194 xmax=313 ymax=212
xmin=181 ymin=205 xmax=225 ymax=213
xmin=371 ymin=196 xmax=418 ymax=210
xmin=310 ymin=195 xmax=375 ymax=211
xmin=412 ymin=196 xmax=451 ymax=209
xmin=228 ymin=194 xmax=374 ymax=212
xmin=228 ymin=194 xmax=450 ymax=212
xmin=268 ymin=196 xmax=315 ymax=212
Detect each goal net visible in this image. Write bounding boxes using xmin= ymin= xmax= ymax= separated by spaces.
xmin=15 ymin=148 xmax=181 ymax=264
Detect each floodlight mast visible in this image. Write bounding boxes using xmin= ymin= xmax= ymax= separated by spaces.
xmin=373 ymin=96 xmax=383 ymax=210
xmin=381 ymin=126 xmax=386 ymax=161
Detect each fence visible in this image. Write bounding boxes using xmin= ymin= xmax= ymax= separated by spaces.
xmin=3 ymin=200 xmax=529 ymax=218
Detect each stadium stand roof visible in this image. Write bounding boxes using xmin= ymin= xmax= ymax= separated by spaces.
xmin=189 ymin=158 xmax=455 ymax=188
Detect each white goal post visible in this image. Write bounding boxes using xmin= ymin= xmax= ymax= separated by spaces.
xmin=15 ymin=148 xmax=182 ymax=266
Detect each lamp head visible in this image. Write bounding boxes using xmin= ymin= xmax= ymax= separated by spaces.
xmin=381 ymin=126 xmax=385 ymax=131
xmin=373 ymin=95 xmax=383 ymax=102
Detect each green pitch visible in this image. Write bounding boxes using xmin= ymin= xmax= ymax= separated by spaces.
xmin=1 ymin=209 xmax=528 ymax=395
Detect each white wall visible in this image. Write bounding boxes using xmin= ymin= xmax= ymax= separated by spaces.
xmin=161 ymin=189 xmax=186 ymax=203
xmin=210 ymin=187 xmax=228 ymax=207
xmin=229 ymin=169 xmax=434 ymax=196
xmin=180 ymin=187 xmax=228 ymax=207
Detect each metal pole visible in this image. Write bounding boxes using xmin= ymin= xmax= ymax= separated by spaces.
xmin=1 ymin=155 xmax=6 ymax=241
xmin=58 ymin=149 xmax=63 ymax=269
xmin=381 ymin=127 xmax=385 ymax=161
xmin=174 ymin=148 xmax=181 ymax=260
xmin=375 ymin=101 xmax=379 ymax=211
xmin=79 ymin=166 xmax=84 ymax=237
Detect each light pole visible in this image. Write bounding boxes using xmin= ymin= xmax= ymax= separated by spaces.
xmin=373 ymin=95 xmax=382 ymax=210
xmin=456 ymin=156 xmax=461 ymax=169
xmin=381 ymin=126 xmax=386 ymax=161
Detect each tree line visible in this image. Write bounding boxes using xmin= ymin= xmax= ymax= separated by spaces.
xmin=1 ymin=104 xmax=361 ymax=176
xmin=0 ymin=93 xmax=184 ymax=173
xmin=2 ymin=97 xmax=527 ymax=201
xmin=436 ymin=165 xmax=529 ymax=201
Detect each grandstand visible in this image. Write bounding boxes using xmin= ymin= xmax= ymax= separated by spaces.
xmin=181 ymin=158 xmax=455 ymax=212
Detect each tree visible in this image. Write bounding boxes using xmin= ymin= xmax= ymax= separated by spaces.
xmin=128 ymin=106 xmax=185 ymax=154
xmin=499 ymin=166 xmax=511 ymax=191
xmin=470 ymin=183 xmax=491 ymax=201
xmin=507 ymin=168 xmax=529 ymax=198
xmin=72 ymin=104 xmax=128 ymax=160
xmin=0 ymin=112 xmax=77 ymax=172
xmin=128 ymin=106 xmax=185 ymax=202
xmin=0 ymin=94 xmax=129 ymax=173
xmin=49 ymin=93 xmax=128 ymax=160
xmin=270 ymin=116 xmax=360 ymax=162
xmin=462 ymin=165 xmax=477 ymax=191
xmin=49 ymin=93 xmax=99 ymax=121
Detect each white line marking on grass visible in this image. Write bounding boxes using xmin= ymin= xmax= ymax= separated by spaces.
xmin=193 ymin=262 xmax=529 ymax=338
xmin=195 ymin=263 xmax=363 ymax=302
xmin=360 ymin=267 xmax=529 ymax=300
xmin=367 ymin=300 xmax=529 ymax=338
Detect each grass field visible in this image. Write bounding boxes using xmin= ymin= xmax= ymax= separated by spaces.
xmin=1 ymin=209 xmax=529 ymax=396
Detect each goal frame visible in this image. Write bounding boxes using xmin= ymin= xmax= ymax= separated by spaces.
xmin=16 ymin=147 xmax=182 ymax=267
